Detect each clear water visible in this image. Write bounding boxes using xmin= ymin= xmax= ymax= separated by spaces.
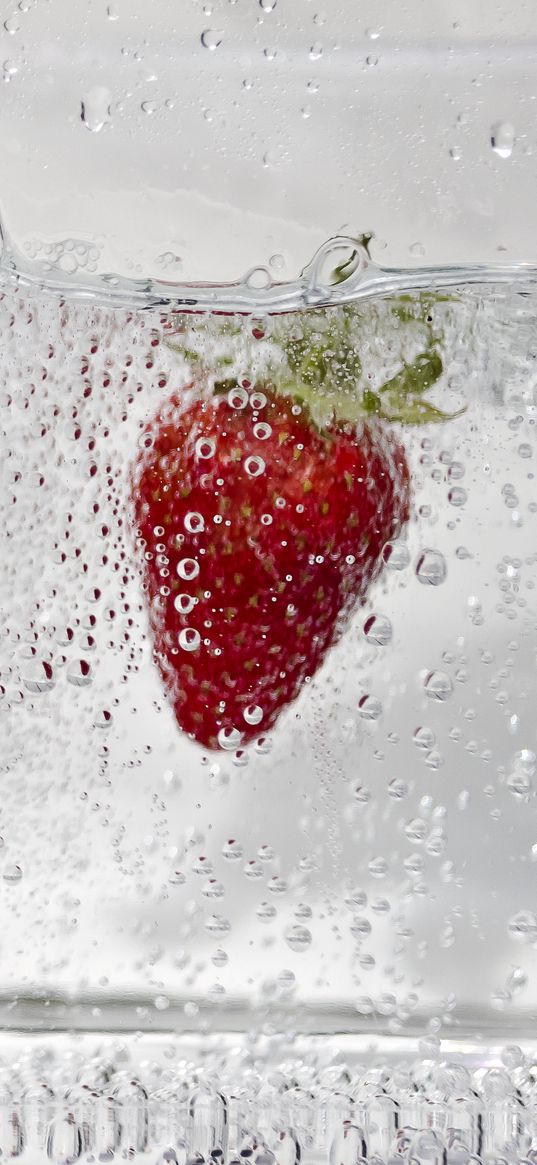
xmin=2 ymin=279 xmax=537 ymax=1159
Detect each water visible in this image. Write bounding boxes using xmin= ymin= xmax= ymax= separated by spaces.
xmin=2 ymin=277 xmax=537 ymax=1157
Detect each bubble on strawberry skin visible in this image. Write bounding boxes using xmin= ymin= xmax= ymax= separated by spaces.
xmin=178 ymin=628 xmax=201 ymax=652
xmin=195 ymin=436 xmax=216 ymax=459
xmin=244 ymin=455 xmax=265 ymax=478
xmin=217 ymin=726 xmax=243 ymax=750
xmin=177 ymin=558 xmax=200 ymax=580
xmin=243 ymin=704 xmax=263 ymax=726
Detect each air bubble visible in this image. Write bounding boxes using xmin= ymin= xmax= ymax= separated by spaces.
xmin=415 ymin=549 xmax=447 ymax=586
xmin=178 ymin=628 xmax=201 ymax=652
xmin=490 ymin=121 xmax=515 ymax=159
xmin=67 ymin=659 xmax=93 ymax=687
xmin=195 ymin=436 xmax=216 ymax=459
xmin=448 ymin=487 xmax=467 ymax=507
xmin=174 ymin=594 xmax=197 ymax=614
xmin=23 ymin=660 xmax=55 ymax=693
xmin=217 ymin=726 xmax=243 ymax=750
xmin=80 ymin=86 xmax=112 ymax=132
xmin=424 ymin=671 xmax=453 ymax=701
xmin=243 ymin=704 xmax=263 ymax=725
xmin=363 ymin=613 xmax=392 ymax=645
xmin=383 ymin=540 xmax=410 ymax=570
xmin=244 ymin=455 xmax=265 ymax=478
xmin=228 ymin=387 xmax=248 ymax=409
xmin=285 ymin=924 xmax=312 ymax=952
xmin=201 ymin=29 xmax=223 ymax=50
xmin=177 ymin=558 xmax=200 ymax=580
xmin=185 ymin=512 xmax=205 ymax=533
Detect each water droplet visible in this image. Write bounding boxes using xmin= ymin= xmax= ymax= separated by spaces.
xmin=3 ymin=863 xmax=22 ymax=883
xmin=409 ymin=241 xmax=426 ymax=257
xmin=259 ymin=0 xmax=277 ymax=10
xmin=309 ymin=41 xmax=323 ymax=60
xmin=449 ymin=145 xmax=462 ymax=161
xmin=491 ymin=121 xmax=515 ymax=159
xmin=217 ymin=726 xmax=243 ymax=750
xmin=222 ymin=838 xmax=243 ymax=860
xmin=285 ymin=924 xmax=312 ymax=952
xmin=178 ymin=627 xmax=201 ymax=652
xmin=363 ymin=613 xmax=392 ymax=645
xmin=141 ymin=100 xmax=158 ymax=115
xmin=424 ymin=671 xmax=453 ymax=701
xmin=415 ymin=549 xmax=447 ymax=586
xmin=94 ymin=709 xmax=113 ymax=729
xmin=67 ymin=659 xmax=93 ymax=687
xmin=177 ymin=558 xmax=200 ymax=581
xmin=506 ymin=967 xmax=528 ymax=995
xmin=518 ymin=442 xmax=533 ymax=459
xmin=366 ymin=54 xmax=379 ymax=66
xmin=405 ymin=817 xmax=428 ymax=843
xmin=80 ymin=86 xmax=112 ymax=132
xmin=244 ymin=455 xmax=265 ymax=478
xmin=201 ymin=29 xmax=223 ymax=50
xmin=269 ymin=253 xmax=285 ymax=270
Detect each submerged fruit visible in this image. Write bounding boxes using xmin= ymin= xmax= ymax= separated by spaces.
xmin=131 ymin=384 xmax=410 ymax=749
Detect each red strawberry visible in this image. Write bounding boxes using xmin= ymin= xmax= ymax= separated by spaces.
xmin=131 ymin=383 xmax=410 ymax=750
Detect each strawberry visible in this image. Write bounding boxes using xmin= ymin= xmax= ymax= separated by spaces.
xmin=131 ymin=382 xmax=411 ymax=750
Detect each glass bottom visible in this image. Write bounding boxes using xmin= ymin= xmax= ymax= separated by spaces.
xmin=1 ymin=1025 xmax=535 ymax=1163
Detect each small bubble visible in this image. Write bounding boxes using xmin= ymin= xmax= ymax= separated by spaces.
xmin=309 ymin=41 xmax=323 ymax=60
xmin=269 ymin=252 xmax=285 ymax=270
xmin=449 ymin=145 xmax=462 ymax=161
xmin=246 ymin=266 xmax=271 ymax=290
xmin=448 ymin=486 xmax=467 ymax=507
xmin=177 ymin=558 xmax=200 ymax=581
xmin=222 ymin=838 xmax=243 ymax=860
xmin=257 ymin=901 xmax=277 ymax=922
xmin=201 ymin=29 xmax=223 ymax=50
xmin=409 ymin=241 xmax=426 ymax=257
xmin=388 ymin=778 xmax=408 ymax=799
xmin=358 ymin=694 xmax=383 ymax=720
xmin=244 ymin=455 xmax=265 ymax=478
xmin=383 ymin=540 xmax=410 ymax=570
xmin=94 ymin=709 xmax=113 ymax=730
xmin=508 ymin=910 xmax=537 ymax=944
xmin=204 ymin=914 xmax=231 ymax=936
xmin=3 ymin=863 xmax=22 ymax=883
xmin=490 ymin=121 xmax=515 ymax=159
xmin=243 ymin=704 xmax=263 ymax=725
xmin=178 ymin=627 xmax=201 ymax=652
xmin=23 ymin=660 xmax=55 ymax=694
xmin=227 ymin=386 xmax=248 ymax=409
xmin=67 ymin=659 xmax=93 ymax=687
xmin=365 ymin=54 xmax=379 ymax=66
xmin=506 ymin=967 xmax=528 ymax=995
xmin=285 ymin=924 xmax=312 ymax=952
xmin=80 ymin=86 xmax=112 ymax=132
xmin=415 ymin=548 xmax=447 ymax=586
xmin=184 ymin=511 xmax=205 ymax=533
xmin=259 ymin=0 xmax=277 ymax=9
xmin=424 ymin=671 xmax=453 ymax=702
xmin=250 ymin=390 xmax=267 ymax=409
xmin=368 ymin=856 xmax=388 ymax=879
xmin=174 ymin=594 xmax=197 ymax=614
xmin=195 ymin=436 xmax=215 ymax=459
xmin=218 ymin=727 xmax=243 ymax=750
xmin=363 ymin=613 xmax=392 ymax=646
xmin=518 ymin=442 xmax=532 ymax=458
